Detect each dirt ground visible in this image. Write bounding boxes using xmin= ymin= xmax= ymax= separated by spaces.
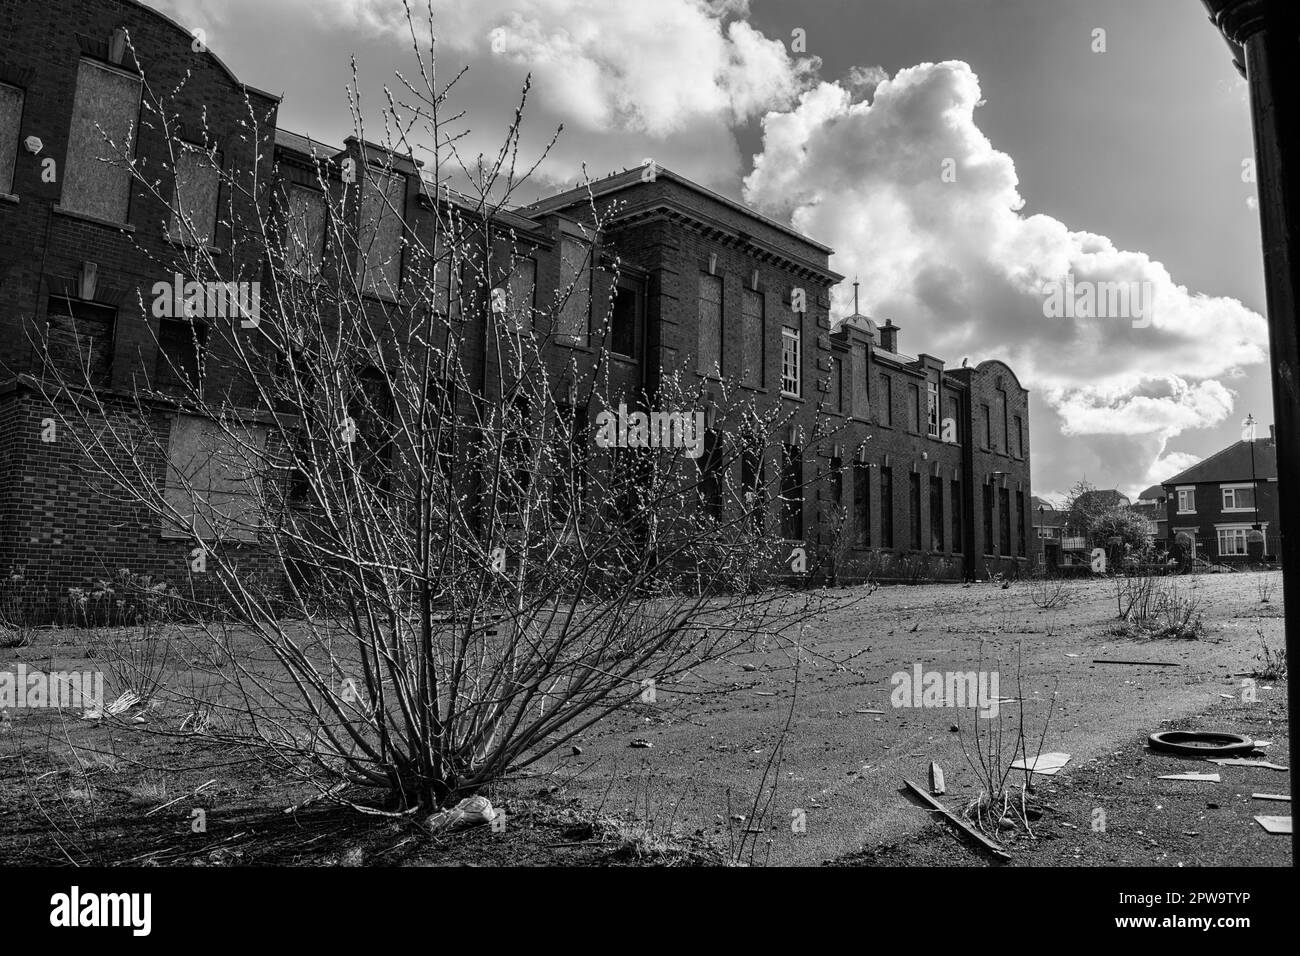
xmin=0 ymin=570 xmax=1289 ymax=866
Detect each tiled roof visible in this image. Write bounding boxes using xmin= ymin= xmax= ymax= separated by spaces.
xmin=1162 ymin=439 xmax=1277 ymax=486
xmin=274 ymin=128 xmax=341 ymax=158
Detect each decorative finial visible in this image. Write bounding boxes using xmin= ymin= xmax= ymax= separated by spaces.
xmin=853 ymin=277 xmax=860 ymax=315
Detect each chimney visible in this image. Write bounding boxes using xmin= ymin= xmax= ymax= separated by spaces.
xmin=879 ymin=318 xmax=898 ymax=353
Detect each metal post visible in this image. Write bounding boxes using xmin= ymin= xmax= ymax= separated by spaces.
xmin=1203 ymin=0 xmax=1300 ymax=860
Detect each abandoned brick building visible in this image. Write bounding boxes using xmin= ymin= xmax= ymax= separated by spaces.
xmin=0 ymin=0 xmax=1032 ymax=594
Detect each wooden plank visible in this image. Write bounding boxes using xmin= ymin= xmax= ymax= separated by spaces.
xmin=903 ymin=779 xmax=1011 ymax=861
xmin=1254 ymin=815 xmax=1292 ymax=835
xmin=1158 ymin=772 xmax=1221 ymax=781
xmin=1251 ymin=793 xmax=1291 ymax=802
xmin=1092 ymin=659 xmax=1179 ymax=667
xmin=1206 ymin=758 xmax=1289 ymax=770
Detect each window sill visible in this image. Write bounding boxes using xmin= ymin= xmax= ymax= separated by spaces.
xmin=738 ymin=383 xmax=769 ymax=394
xmin=165 ymin=235 xmax=222 ymax=256
xmin=53 ymin=205 xmax=136 ymax=233
xmin=781 ymin=392 xmax=805 ymax=403
xmin=0 ymin=192 xmax=17 ymax=205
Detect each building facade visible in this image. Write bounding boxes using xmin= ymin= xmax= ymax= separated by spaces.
xmin=0 ymin=0 xmax=1032 ymax=593
xmin=1161 ymin=429 xmax=1280 ymax=564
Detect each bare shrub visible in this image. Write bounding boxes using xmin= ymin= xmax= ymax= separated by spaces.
xmin=36 ymin=13 xmax=859 ymax=814
xmin=1026 ymin=571 xmax=1069 ymax=610
xmin=1255 ymin=629 xmax=1287 ymax=681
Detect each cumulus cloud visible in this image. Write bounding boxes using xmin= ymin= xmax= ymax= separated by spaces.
xmin=742 ymin=61 xmax=1268 ymax=496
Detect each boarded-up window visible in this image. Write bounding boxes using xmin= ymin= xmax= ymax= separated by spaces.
xmin=155 ymin=319 xmax=206 ymax=396
xmin=359 ymin=169 xmax=404 ymax=299
xmin=907 ymin=383 xmax=920 ymax=432
xmin=167 ymin=147 xmax=220 ymax=247
xmin=879 ymin=374 xmax=892 ymax=426
xmin=432 ymin=232 xmax=459 ymax=317
xmin=0 ymin=83 xmax=23 ymax=195
xmin=831 ymin=355 xmax=843 ymax=413
xmin=45 ymin=297 xmax=114 ymax=388
xmin=697 ymin=273 xmax=722 ymax=375
xmin=741 ymin=288 xmax=763 ymax=387
xmin=508 ymin=257 xmax=536 ymax=329
xmin=162 ymin=415 xmax=266 ymax=542
xmin=62 ymin=60 xmax=140 ymax=223
xmin=557 ymin=237 xmax=590 ymax=345
xmin=851 ymin=343 xmax=868 ymax=418
xmin=285 ymin=184 xmax=326 ymax=279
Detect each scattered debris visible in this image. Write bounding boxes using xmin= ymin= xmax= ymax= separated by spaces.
xmin=1010 ymin=752 xmax=1071 ymax=776
xmin=1157 ymin=772 xmax=1221 ymax=782
xmin=1065 ymin=653 xmax=1080 ymax=658
xmin=1147 ymin=731 xmax=1255 ymax=758
xmin=929 ymin=762 xmax=946 ymax=796
xmin=856 ymin=708 xmax=884 ymax=715
xmin=1253 ymin=815 xmax=1292 ymax=835
xmin=570 ymin=745 xmax=583 ymax=756
xmin=426 ymin=795 xmax=499 ymax=832
xmin=1206 ymin=758 xmax=1289 ymax=771
xmin=754 ymin=691 xmax=777 ymax=697
xmin=629 ymin=739 xmax=653 ymax=749
xmin=902 ymin=779 xmax=1011 ymax=861
xmin=1251 ymin=793 xmax=1291 ymax=802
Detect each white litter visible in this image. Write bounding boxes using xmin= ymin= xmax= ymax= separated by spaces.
xmin=1010 ymin=752 xmax=1072 ymax=776
xmin=426 ymin=795 xmax=499 ymax=832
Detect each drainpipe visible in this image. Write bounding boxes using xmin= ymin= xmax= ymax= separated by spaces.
xmin=1202 ymin=0 xmax=1299 ymax=859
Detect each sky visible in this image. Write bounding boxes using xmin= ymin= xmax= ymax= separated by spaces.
xmin=149 ymin=0 xmax=1273 ymax=502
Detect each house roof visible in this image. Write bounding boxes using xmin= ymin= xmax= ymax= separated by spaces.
xmin=1162 ymin=439 xmax=1278 ymax=486
xmin=1074 ymin=489 xmax=1130 ymax=509
xmin=1137 ymin=484 xmax=1165 ymax=502
xmin=275 ymin=128 xmax=341 ymax=159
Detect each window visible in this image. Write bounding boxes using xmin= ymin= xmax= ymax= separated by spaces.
xmin=1016 ymin=490 xmax=1026 ymax=556
xmin=1218 ymin=526 xmax=1249 ymax=557
xmin=995 ymin=390 xmax=1008 ymax=452
xmin=162 ymin=415 xmax=266 ymax=542
xmin=909 ymin=473 xmax=922 ymax=550
xmin=951 ymin=479 xmax=962 ymax=553
xmin=1013 ymin=415 xmax=1024 ymax=459
xmin=851 ymin=343 xmax=869 ymax=418
xmin=167 ymin=146 xmax=220 ymax=247
xmin=698 ymin=273 xmax=723 ymax=375
xmin=610 ymin=284 xmax=637 ymax=357
xmin=880 ymin=467 xmax=894 ymax=548
xmin=741 ymin=445 xmax=765 ymax=533
xmin=557 ymin=237 xmax=591 ymax=345
xmin=780 ymin=443 xmax=803 ymax=540
xmin=927 ymin=382 xmax=940 ymax=437
xmin=0 ymin=82 xmax=23 ymax=195
xmin=155 ymin=319 xmax=206 ymax=395
xmin=506 ymin=257 xmax=537 ymax=330
xmin=285 ymin=184 xmax=327 ymax=279
xmin=983 ymin=485 xmax=994 ymax=555
xmin=45 ymin=297 xmax=115 ymax=388
xmin=930 ymin=476 xmax=944 ymax=551
xmin=781 ymin=327 xmax=801 ymax=397
xmin=1222 ymin=484 xmax=1256 ymax=512
xmin=981 ymin=405 xmax=992 ymax=450
xmin=1176 ymin=487 xmax=1196 ymax=514
xmin=907 ymin=383 xmax=920 ymax=433
xmin=854 ymin=465 xmax=870 ymax=547
xmin=697 ymin=430 xmax=724 ymax=522
xmin=431 ymin=232 xmax=459 ymax=318
xmin=551 ymin=402 xmax=588 ymax=522
xmin=742 ymin=288 xmax=764 ymax=387
xmin=880 ymin=374 xmax=892 ymax=426
xmin=999 ymin=487 xmax=1011 ymax=556
xmin=62 ymin=60 xmax=141 ymax=223
xmin=830 ymin=355 xmax=843 ymax=413
xmin=359 ymin=168 xmax=404 ymax=298
xmin=945 ymin=396 xmax=959 ymax=442
xmin=829 ymin=456 xmax=844 ymax=506
xmin=349 ymin=368 xmax=396 ymax=492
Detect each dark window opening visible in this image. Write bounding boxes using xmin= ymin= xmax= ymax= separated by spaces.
xmin=983 ymin=485 xmax=995 ymax=556
xmin=880 ymin=467 xmax=894 ymax=548
xmin=951 ymin=479 xmax=963 ymax=554
xmin=854 ymin=465 xmax=871 ymax=547
xmin=611 ymin=285 xmax=638 ymax=358
xmin=909 ymin=472 xmax=922 ymax=550
xmin=930 ymin=476 xmax=944 ymax=552
xmin=780 ymin=443 xmax=803 ymax=541
xmin=45 ymin=297 xmax=115 ymax=388
xmin=155 ymin=319 xmax=206 ymax=396
xmin=999 ymin=486 xmax=1012 ymax=556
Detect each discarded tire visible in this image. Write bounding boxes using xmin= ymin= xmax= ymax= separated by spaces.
xmin=1147 ymin=731 xmax=1255 ymax=757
